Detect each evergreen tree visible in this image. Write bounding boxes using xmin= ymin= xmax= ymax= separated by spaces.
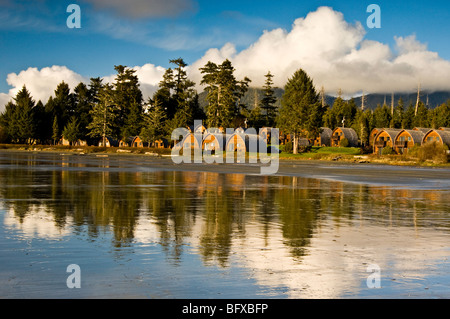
xmin=141 ymin=97 xmax=167 ymax=146
xmin=52 ymin=116 xmax=59 ymax=145
xmin=430 ymin=101 xmax=450 ymax=128
xmin=33 ymin=100 xmax=47 ymax=143
xmin=50 ymin=82 xmax=75 ymax=133
xmin=412 ymin=101 xmax=430 ymax=128
xmin=373 ymin=104 xmax=392 ymax=128
xmin=200 ymin=59 xmax=250 ymax=128
xmin=87 ymin=84 xmax=118 ymax=145
xmin=74 ymin=82 xmax=92 ymax=141
xmin=112 ymin=65 xmax=143 ymax=138
xmin=277 ymin=69 xmax=320 ymax=154
xmin=3 ymin=86 xmax=36 ymax=144
xmin=62 ymin=117 xmax=81 ymax=145
xmin=392 ymin=98 xmax=404 ymax=128
xmin=121 ymin=100 xmax=142 ymax=139
xmin=402 ymin=104 xmax=415 ymax=129
xmin=260 ymin=71 xmax=278 ymax=127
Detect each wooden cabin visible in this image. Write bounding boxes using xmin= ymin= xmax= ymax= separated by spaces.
xmin=313 ymin=127 xmax=332 ymax=147
xmin=373 ymin=129 xmax=401 ymax=154
xmin=331 ymin=127 xmax=359 ymax=147
xmin=131 ymin=136 xmax=148 ymax=148
xmin=394 ymin=130 xmax=424 ymax=154
xmin=225 ymin=131 xmax=267 ymax=154
xmin=422 ymin=129 xmax=450 ymax=147
xmin=152 ymin=138 xmax=169 ymax=149
xmin=59 ymin=138 xmax=87 ymax=146
xmin=202 ymin=133 xmax=224 ymax=153
xmin=119 ymin=136 xmax=134 ymax=147
xmin=180 ymin=133 xmax=202 ymax=151
xmin=226 ymin=133 xmax=247 ymax=153
xmin=98 ymin=137 xmax=118 ymax=147
xmin=369 ymin=128 xmax=382 ymax=146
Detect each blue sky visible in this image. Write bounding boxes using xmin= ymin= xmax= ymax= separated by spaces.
xmin=1 ymin=0 xmax=450 ymax=107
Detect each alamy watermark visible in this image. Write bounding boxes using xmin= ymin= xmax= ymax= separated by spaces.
xmin=66 ymin=264 xmax=81 ymax=289
xmin=171 ymin=120 xmax=280 ymax=175
xmin=66 ymin=4 xmax=81 ymax=29
xmin=367 ymin=4 xmax=381 ymax=29
xmin=366 ymin=264 xmax=382 ymax=289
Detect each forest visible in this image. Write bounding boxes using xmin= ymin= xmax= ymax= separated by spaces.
xmin=0 ymin=58 xmax=449 ymax=150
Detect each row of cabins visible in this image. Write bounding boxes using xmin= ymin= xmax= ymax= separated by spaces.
xmin=371 ymin=127 xmax=450 ymax=155
xmin=280 ymin=127 xmax=359 ymax=148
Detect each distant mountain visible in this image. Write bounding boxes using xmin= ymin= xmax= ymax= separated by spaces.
xmin=198 ymin=89 xmax=450 ymax=112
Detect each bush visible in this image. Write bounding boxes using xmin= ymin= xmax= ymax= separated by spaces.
xmin=381 ymin=146 xmax=395 ymax=155
xmin=339 ymin=138 xmax=349 ymax=148
xmin=416 ymin=142 xmax=448 ymax=163
xmin=284 ymin=141 xmax=293 ymax=153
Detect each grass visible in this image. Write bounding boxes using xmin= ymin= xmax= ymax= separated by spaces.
xmin=278 ymin=146 xmax=361 ymax=160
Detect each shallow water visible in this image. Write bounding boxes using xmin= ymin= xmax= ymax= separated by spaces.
xmin=1 ymin=151 xmax=450 ymax=299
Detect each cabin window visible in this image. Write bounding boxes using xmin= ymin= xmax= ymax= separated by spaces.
xmin=437 ymin=137 xmax=440 ymax=142
xmin=408 ymin=137 xmax=411 ymax=141
xmin=237 ymin=143 xmax=241 ymax=147
xmin=399 ymin=136 xmax=405 ymax=142
xmin=427 ymin=137 xmax=433 ymax=142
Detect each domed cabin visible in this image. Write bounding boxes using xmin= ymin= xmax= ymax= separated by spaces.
xmin=225 ymin=130 xmax=267 ymax=154
xmin=131 ymin=136 xmax=148 ymax=148
xmin=331 ymin=128 xmax=359 ymax=147
xmin=178 ymin=133 xmax=202 ymax=154
xmin=369 ymin=128 xmax=383 ymax=146
xmin=313 ymin=127 xmax=332 ymax=147
xmin=394 ymin=129 xmax=424 ymax=154
xmin=119 ymin=136 xmax=134 ymax=147
xmin=98 ymin=137 xmax=118 ymax=147
xmin=202 ymin=132 xmax=225 ymax=154
xmin=373 ymin=129 xmax=402 ymax=155
xmin=422 ymin=129 xmax=450 ymax=147
xmin=152 ymin=138 xmax=169 ymax=149
xmin=226 ymin=133 xmax=247 ymax=153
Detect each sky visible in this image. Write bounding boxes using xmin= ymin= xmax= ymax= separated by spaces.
xmin=1 ymin=0 xmax=450 ymax=111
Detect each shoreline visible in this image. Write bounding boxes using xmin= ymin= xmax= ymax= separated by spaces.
xmin=1 ymin=143 xmax=449 ymax=168
xmin=1 ymin=147 xmax=450 ymax=190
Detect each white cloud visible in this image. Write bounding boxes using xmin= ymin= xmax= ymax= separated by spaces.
xmin=2 ymin=5 xmax=450 ymax=110
xmin=188 ymin=6 xmax=450 ymax=95
xmin=0 ymin=66 xmax=88 ymax=112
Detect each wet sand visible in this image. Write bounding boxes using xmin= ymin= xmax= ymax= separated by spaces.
xmin=3 ymin=150 xmax=449 ymax=189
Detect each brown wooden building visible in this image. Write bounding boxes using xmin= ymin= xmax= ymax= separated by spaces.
xmin=422 ymin=129 xmax=450 ymax=147
xmin=394 ymin=129 xmax=424 ymax=154
xmin=373 ymin=129 xmax=401 ymax=154
xmin=331 ymin=127 xmax=359 ymax=147
xmin=313 ymin=127 xmax=332 ymax=147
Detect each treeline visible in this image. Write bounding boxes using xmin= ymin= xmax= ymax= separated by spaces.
xmin=0 ymin=59 xmax=449 ymax=149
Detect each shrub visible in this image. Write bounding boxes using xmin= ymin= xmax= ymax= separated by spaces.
xmin=381 ymin=146 xmax=395 ymax=155
xmin=416 ymin=142 xmax=448 ymax=163
xmin=339 ymin=138 xmax=349 ymax=148
xmin=284 ymin=141 xmax=293 ymax=153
